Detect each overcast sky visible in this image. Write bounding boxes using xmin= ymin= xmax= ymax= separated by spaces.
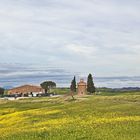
xmin=0 ymin=0 xmax=140 ymax=77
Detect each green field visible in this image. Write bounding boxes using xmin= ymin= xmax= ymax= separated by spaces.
xmin=0 ymin=92 xmax=140 ymax=140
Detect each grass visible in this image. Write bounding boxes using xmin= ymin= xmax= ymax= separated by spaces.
xmin=51 ymin=87 xmax=70 ymax=95
xmin=0 ymin=92 xmax=140 ymax=140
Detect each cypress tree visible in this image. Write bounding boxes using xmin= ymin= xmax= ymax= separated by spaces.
xmin=70 ymin=76 xmax=76 ymax=92
xmin=73 ymin=76 xmax=76 ymax=92
xmin=87 ymin=73 xmax=95 ymax=94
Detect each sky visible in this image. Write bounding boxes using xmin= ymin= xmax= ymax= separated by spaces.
xmin=0 ymin=0 xmax=140 ymax=86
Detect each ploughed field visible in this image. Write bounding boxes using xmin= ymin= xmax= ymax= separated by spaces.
xmin=0 ymin=92 xmax=140 ymax=140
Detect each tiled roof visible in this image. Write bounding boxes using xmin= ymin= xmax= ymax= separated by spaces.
xmin=8 ymin=85 xmax=44 ymax=94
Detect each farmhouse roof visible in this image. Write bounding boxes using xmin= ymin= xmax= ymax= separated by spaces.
xmin=8 ymin=84 xmax=43 ymax=94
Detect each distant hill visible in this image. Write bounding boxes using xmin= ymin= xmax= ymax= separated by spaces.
xmin=96 ymin=87 xmax=140 ymax=92
xmin=117 ymin=87 xmax=140 ymax=91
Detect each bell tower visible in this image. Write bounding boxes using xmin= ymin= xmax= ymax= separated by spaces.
xmin=77 ymin=79 xmax=87 ymax=95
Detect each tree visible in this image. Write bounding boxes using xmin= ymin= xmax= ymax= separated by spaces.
xmin=70 ymin=76 xmax=76 ymax=100
xmin=87 ymin=73 xmax=95 ymax=94
xmin=70 ymin=76 xmax=76 ymax=92
xmin=0 ymin=87 xmax=5 ymax=96
xmin=40 ymin=81 xmax=56 ymax=93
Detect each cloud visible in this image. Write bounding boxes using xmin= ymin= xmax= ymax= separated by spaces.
xmin=65 ymin=44 xmax=97 ymax=56
xmin=0 ymin=64 xmax=76 ymax=87
xmin=0 ymin=0 xmax=140 ymax=80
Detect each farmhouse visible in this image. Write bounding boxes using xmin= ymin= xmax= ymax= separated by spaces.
xmin=77 ymin=79 xmax=87 ymax=95
xmin=8 ymin=85 xmax=44 ymax=96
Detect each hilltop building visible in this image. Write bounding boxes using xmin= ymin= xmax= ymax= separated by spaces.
xmin=8 ymin=85 xmax=44 ymax=96
xmin=77 ymin=79 xmax=87 ymax=95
